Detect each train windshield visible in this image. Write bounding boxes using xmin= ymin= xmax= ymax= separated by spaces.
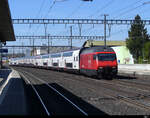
xmin=97 ymin=53 xmax=116 ymax=61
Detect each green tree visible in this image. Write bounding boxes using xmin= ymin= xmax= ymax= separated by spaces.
xmin=126 ymin=14 xmax=149 ymax=63
xmin=144 ymin=42 xmax=150 ymax=62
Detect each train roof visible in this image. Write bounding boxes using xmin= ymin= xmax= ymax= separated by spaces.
xmin=10 ymin=46 xmax=115 ymax=60
xmin=10 ymin=48 xmax=81 ymax=60
xmin=52 ymin=48 xmax=81 ymax=54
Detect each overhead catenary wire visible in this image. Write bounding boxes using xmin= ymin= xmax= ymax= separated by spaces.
xmin=80 ymin=0 xmax=115 ymax=40
xmin=112 ymin=0 xmax=143 ymax=19
xmin=44 ymin=0 xmax=69 ymax=19
xmin=57 ymin=1 xmax=84 ymax=41
xmin=32 ymin=0 xmax=57 ymax=43
xmin=66 ymin=2 xmax=84 ymax=18
xmin=36 ymin=1 xmax=56 ymax=28
xmin=27 ymin=0 xmax=46 ymax=46
xmin=56 ymin=1 xmax=85 ymax=45
xmin=113 ymin=0 xmax=149 ymax=19
xmin=28 ymin=0 xmax=46 ymax=33
xmin=87 ymin=0 xmax=115 ymax=18
xmin=123 ymin=1 xmax=150 ymax=19
xmin=35 ymin=0 xmax=47 ymax=18
xmin=44 ymin=0 xmax=56 ymax=19
xmin=107 ymin=0 xmax=148 ymax=41
xmin=18 ymin=0 xmax=149 ymax=49
xmin=34 ymin=0 xmax=69 ymax=40
xmin=116 ymin=5 xmax=143 ymax=18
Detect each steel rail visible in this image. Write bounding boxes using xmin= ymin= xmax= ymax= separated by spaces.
xmin=19 ymin=72 xmax=51 ymax=116
xmin=21 ymin=70 xmax=88 ymax=116
xmin=98 ymin=80 xmax=149 ymax=96
xmin=116 ymin=79 xmax=150 ymax=89
xmin=35 ymin=69 xmax=150 ymax=112
xmin=111 ymin=79 xmax=150 ymax=93
xmin=26 ymin=67 xmax=150 ymax=112
xmin=14 ymin=67 xmax=150 ymax=113
xmin=89 ymin=81 xmax=150 ymax=111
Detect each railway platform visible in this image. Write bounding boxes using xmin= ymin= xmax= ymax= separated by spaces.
xmin=118 ymin=64 xmax=150 ymax=78
xmin=0 ymin=68 xmax=27 ymax=115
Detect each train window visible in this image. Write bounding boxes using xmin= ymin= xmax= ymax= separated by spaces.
xmin=51 ymin=53 xmax=61 ymax=58
xmin=53 ymin=63 xmax=58 ymax=66
xmin=97 ymin=53 xmax=116 ymax=61
xmin=76 ymin=56 xmax=78 ymax=61
xmin=93 ymin=55 xmax=97 ymax=60
xmin=43 ymin=62 xmax=48 ymax=66
xmin=66 ymin=63 xmax=73 ymax=68
xmin=63 ymin=52 xmax=73 ymax=57
xmin=42 ymin=55 xmax=49 ymax=59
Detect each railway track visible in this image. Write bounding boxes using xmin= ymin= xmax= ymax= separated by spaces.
xmin=20 ymin=72 xmax=51 ymax=116
xmin=114 ymin=79 xmax=150 ymax=91
xmin=13 ymin=67 xmax=150 ymax=114
xmin=18 ymin=70 xmax=88 ymax=116
xmin=98 ymin=80 xmax=150 ymax=99
xmin=23 ymin=67 xmax=140 ymax=99
xmin=38 ymin=68 xmax=149 ymax=100
xmin=59 ymin=75 xmax=150 ymax=112
xmin=54 ymin=72 xmax=150 ymax=112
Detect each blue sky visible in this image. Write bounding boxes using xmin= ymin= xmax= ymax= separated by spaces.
xmin=7 ymin=0 xmax=150 ymax=51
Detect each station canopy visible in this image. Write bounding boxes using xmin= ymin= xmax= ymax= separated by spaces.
xmin=0 ymin=0 xmax=15 ymax=43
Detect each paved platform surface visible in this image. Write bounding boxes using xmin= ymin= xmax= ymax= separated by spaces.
xmin=0 ymin=69 xmax=27 ymax=115
xmin=118 ymin=64 xmax=150 ymax=78
xmin=0 ymin=69 xmax=12 ymax=86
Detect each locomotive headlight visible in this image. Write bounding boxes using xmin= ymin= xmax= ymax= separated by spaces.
xmin=99 ymin=67 xmax=103 ymax=69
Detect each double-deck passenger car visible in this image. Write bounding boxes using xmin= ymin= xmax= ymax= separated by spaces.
xmin=10 ymin=46 xmax=118 ymax=79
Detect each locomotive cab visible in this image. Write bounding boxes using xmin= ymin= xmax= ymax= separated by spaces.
xmin=95 ymin=53 xmax=118 ymax=79
xmin=80 ymin=46 xmax=118 ymax=79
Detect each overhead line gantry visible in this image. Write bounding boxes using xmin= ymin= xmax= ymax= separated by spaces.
xmin=3 ymin=45 xmax=71 ymax=48
xmin=15 ymin=35 xmax=106 ymax=40
xmin=12 ymin=19 xmax=150 ymax=25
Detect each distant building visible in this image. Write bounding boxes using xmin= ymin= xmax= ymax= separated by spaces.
xmin=36 ymin=48 xmax=47 ymax=55
xmin=82 ymin=40 xmax=126 ymax=47
xmin=111 ymin=46 xmax=134 ymax=64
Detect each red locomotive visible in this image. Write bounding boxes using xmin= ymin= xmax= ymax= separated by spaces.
xmin=79 ymin=46 xmax=118 ymax=79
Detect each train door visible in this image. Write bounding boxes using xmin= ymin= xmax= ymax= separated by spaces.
xmin=62 ymin=52 xmax=66 ymax=69
xmin=73 ymin=50 xmax=80 ymax=70
xmin=48 ymin=55 xmax=51 ymax=67
xmin=59 ymin=53 xmax=63 ymax=68
xmin=87 ymin=54 xmax=92 ymax=69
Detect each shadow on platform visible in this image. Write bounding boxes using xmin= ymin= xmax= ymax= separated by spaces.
xmin=24 ymin=81 xmax=108 ymax=116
